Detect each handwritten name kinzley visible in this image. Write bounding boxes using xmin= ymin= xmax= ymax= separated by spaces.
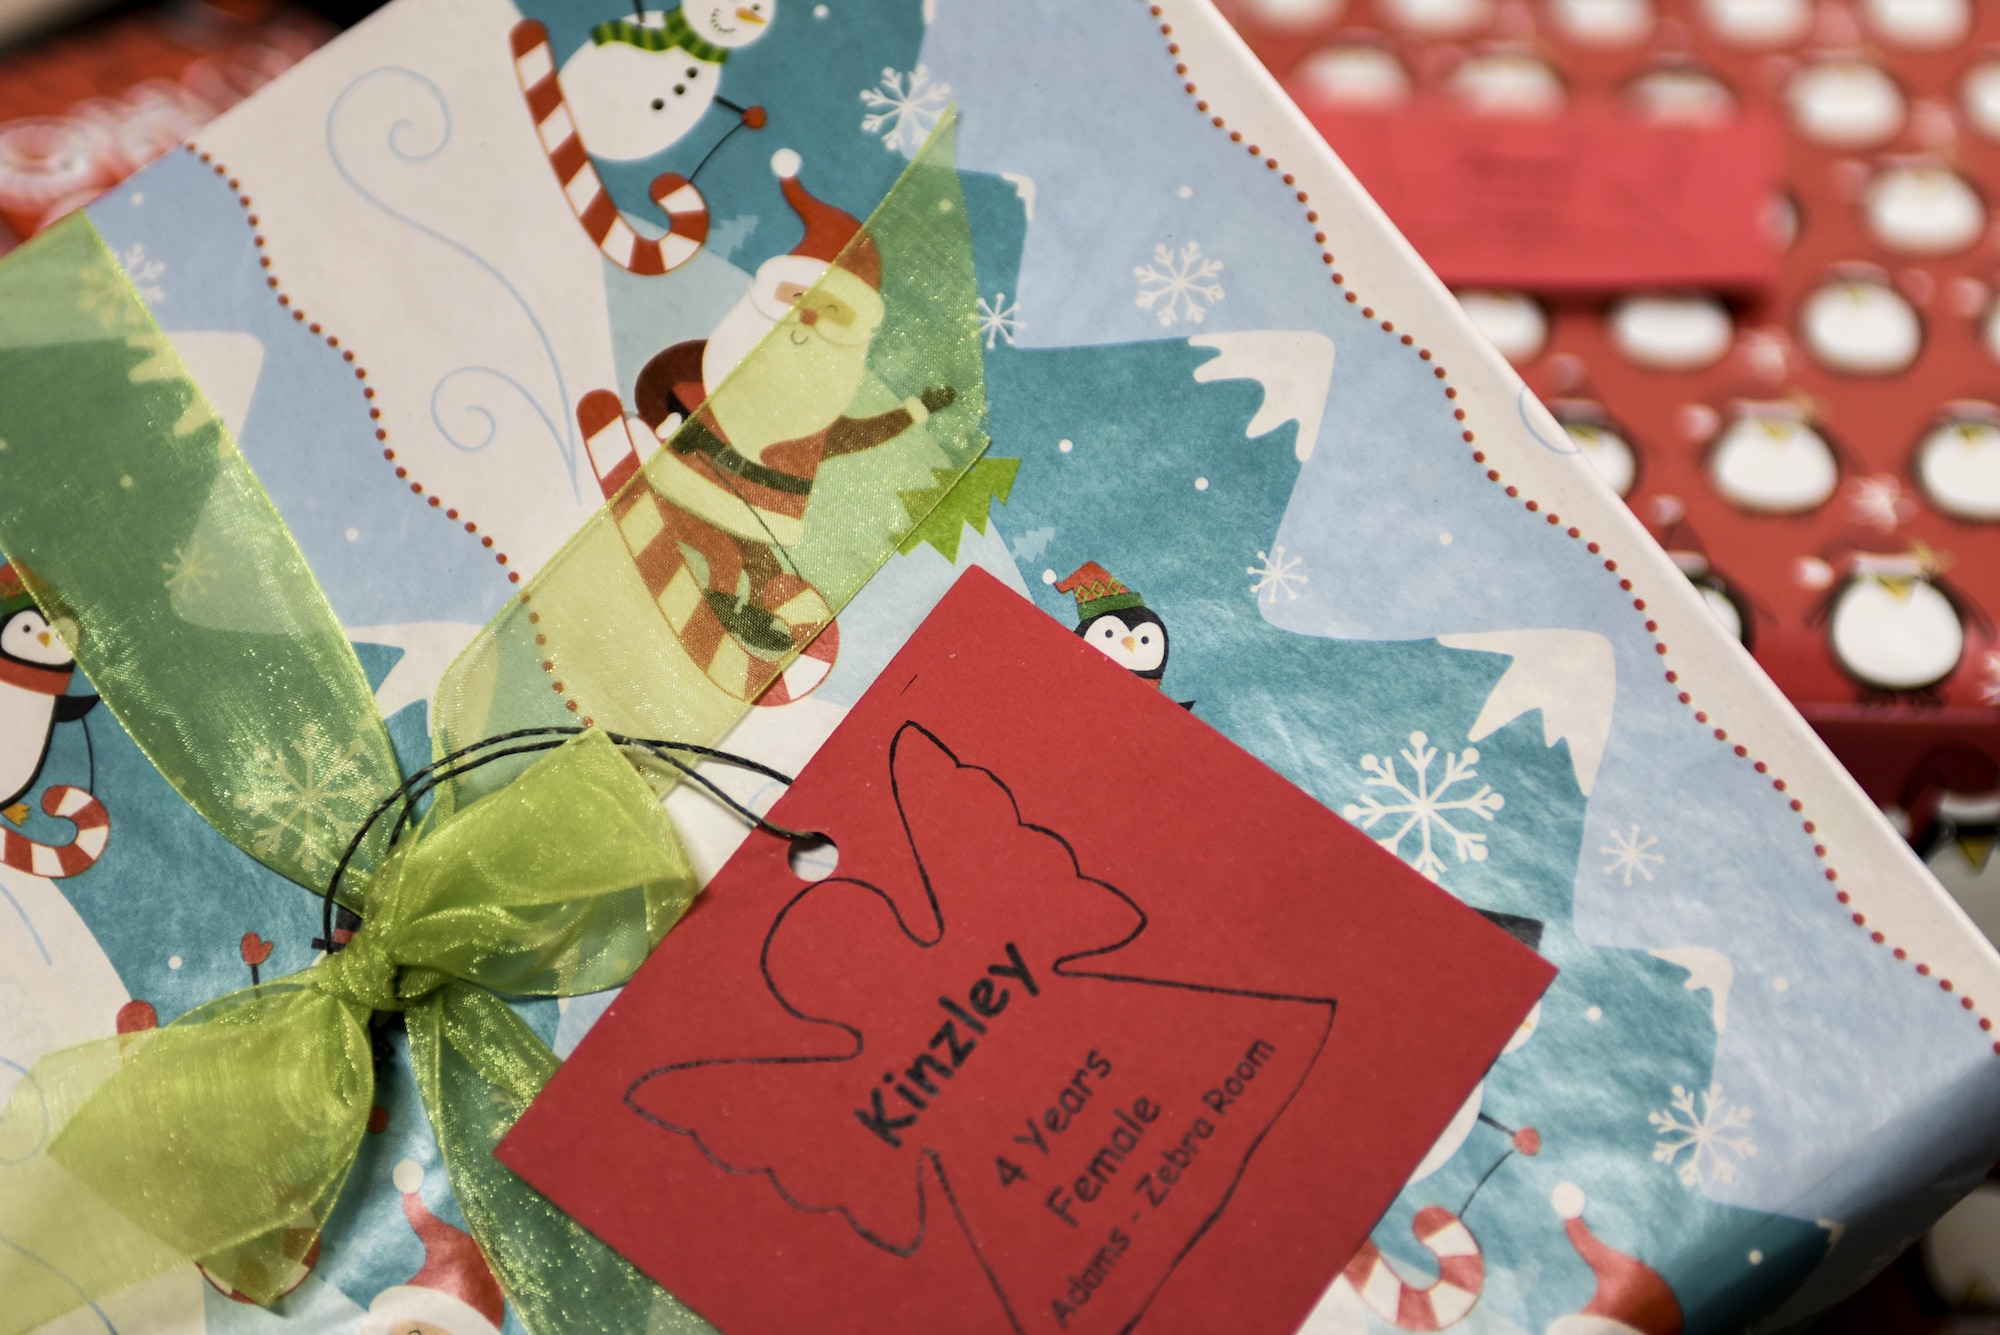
xmin=853 ymin=942 xmax=1040 ymax=1149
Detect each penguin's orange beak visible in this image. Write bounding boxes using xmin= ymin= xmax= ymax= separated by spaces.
xmin=36 ymin=630 xmax=50 ymax=647
xmin=1121 ymin=635 xmax=1137 ymax=652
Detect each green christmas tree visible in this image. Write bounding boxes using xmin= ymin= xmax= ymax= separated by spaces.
xmin=896 ymin=457 xmax=1020 ymax=562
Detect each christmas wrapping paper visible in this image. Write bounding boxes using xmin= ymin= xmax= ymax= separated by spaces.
xmin=3 ymin=0 xmax=1998 ymax=1331
xmin=1217 ymin=0 xmax=2000 ymax=958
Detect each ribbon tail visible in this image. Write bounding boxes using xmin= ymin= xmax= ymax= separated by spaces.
xmin=410 ymin=985 xmax=717 ymax=1335
xmin=0 ymin=984 xmax=374 ymax=1332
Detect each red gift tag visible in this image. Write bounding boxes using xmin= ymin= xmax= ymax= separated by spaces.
xmin=500 ymin=569 xmax=1553 ymax=1335
xmin=1305 ymin=107 xmax=1783 ymax=294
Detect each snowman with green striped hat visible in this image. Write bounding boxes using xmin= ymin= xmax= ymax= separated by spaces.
xmin=510 ymin=0 xmax=773 ymax=275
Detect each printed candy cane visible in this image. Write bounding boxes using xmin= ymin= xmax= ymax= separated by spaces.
xmin=1340 ymin=1206 xmax=1485 ymax=1332
xmin=510 ymin=20 xmax=709 ymax=275
xmin=577 ymin=391 xmax=833 ymax=703
xmin=0 ymin=785 xmax=109 ymax=879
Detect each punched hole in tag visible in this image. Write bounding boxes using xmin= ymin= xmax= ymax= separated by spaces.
xmin=788 ymin=834 xmax=838 ymax=882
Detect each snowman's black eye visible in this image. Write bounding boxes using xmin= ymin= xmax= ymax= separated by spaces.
xmin=687 ymin=67 xmax=700 ymax=78
xmin=651 ymin=98 xmax=665 ymax=110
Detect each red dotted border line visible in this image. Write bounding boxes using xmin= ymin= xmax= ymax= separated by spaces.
xmin=1144 ymin=0 xmax=1996 ymax=1053
xmin=182 ymin=143 xmax=521 ymax=587
xmin=527 ymin=598 xmax=594 ymax=724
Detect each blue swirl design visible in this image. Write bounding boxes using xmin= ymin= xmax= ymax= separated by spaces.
xmin=0 ymin=1235 xmax=118 ymax=1331
xmin=0 ymin=1054 xmax=48 ymax=1163
xmin=1519 ymin=383 xmax=1579 ymax=456
xmin=326 ymin=66 xmax=582 ymax=499
xmin=2 ymin=1050 xmax=115 ymax=1332
xmin=431 ymin=366 xmax=569 ymax=455
xmin=0 ymin=880 xmax=49 ymax=966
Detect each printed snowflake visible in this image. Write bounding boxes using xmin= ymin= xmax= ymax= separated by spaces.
xmin=1980 ymin=651 xmax=2000 ymax=707
xmin=973 ymin=292 xmax=1021 ymax=348
xmin=1343 ymin=732 xmax=1505 ymax=882
xmin=232 ymin=721 xmax=378 ymax=877
xmin=1248 ymin=545 xmax=1307 ymax=604
xmin=1650 ymin=1081 xmax=1756 ymax=1188
xmin=77 ymin=258 xmax=142 ymax=333
xmin=1134 ymin=241 xmax=1224 ymax=328
xmin=120 ymin=243 xmax=167 ymax=305
xmin=860 ymin=66 xmax=951 ymax=157
xmin=163 ymin=535 xmax=220 ymax=602
xmin=1848 ymin=474 xmax=1917 ymax=532
xmin=1600 ymin=824 xmax=1664 ymax=886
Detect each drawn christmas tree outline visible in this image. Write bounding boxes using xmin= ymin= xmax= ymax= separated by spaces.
xmin=623 ymin=720 xmax=1338 ymax=1334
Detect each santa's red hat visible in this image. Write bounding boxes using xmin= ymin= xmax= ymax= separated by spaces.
xmin=363 ymin=1164 xmax=505 ymax=1335
xmin=770 ymin=147 xmax=881 ymax=290
xmin=1545 ymin=1184 xmax=1684 ymax=1335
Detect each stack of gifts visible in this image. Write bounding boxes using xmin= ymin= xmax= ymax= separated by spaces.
xmin=1 ymin=1 xmax=1996 ymax=1333
xmin=1223 ymin=0 xmax=2000 ymax=955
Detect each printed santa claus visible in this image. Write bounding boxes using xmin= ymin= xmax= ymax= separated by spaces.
xmin=576 ymin=147 xmax=954 ymax=699
xmin=362 ymin=1162 xmax=508 ymax=1335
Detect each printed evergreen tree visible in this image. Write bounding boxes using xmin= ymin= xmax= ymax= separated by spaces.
xmin=897 ymin=458 xmax=1020 ymax=562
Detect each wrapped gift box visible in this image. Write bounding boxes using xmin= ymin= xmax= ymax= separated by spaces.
xmin=4 ymin=0 xmax=1999 ymax=1331
xmin=1218 ymin=0 xmax=2000 ymax=955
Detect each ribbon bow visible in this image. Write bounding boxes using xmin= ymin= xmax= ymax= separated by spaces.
xmin=0 ymin=114 xmax=984 ymax=1333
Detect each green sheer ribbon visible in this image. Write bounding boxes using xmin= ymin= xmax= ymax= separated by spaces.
xmin=0 ymin=114 xmax=985 ymax=1334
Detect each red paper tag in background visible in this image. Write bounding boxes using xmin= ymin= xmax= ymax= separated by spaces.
xmin=500 ymin=569 xmax=1554 ymax=1335
xmin=1305 ymin=107 xmax=1782 ymax=294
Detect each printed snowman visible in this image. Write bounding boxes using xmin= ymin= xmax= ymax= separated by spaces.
xmin=1705 ymin=404 xmax=1840 ymax=514
xmin=1818 ymin=546 xmax=1974 ymax=694
xmin=511 ymin=1 xmax=774 ymax=275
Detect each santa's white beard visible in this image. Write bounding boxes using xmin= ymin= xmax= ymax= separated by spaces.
xmin=701 ymin=294 xmax=776 ymax=394
xmin=703 ymin=297 xmax=872 ymax=454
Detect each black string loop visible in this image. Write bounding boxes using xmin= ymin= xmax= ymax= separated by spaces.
xmin=317 ymin=727 xmax=803 ymax=954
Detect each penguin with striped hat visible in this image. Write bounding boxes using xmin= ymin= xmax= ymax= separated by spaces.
xmin=1055 ymin=562 xmax=1191 ymax=708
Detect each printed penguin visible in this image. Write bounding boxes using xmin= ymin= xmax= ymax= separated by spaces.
xmin=0 ymin=564 xmax=96 ymax=824
xmin=1054 ymin=562 xmax=1191 ymax=707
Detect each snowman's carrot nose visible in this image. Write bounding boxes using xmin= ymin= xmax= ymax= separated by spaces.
xmin=735 ymin=6 xmax=766 ymax=22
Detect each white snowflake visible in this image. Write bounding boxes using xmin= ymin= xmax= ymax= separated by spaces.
xmin=1343 ymin=732 xmax=1505 ymax=882
xmin=860 ymin=66 xmax=952 ymax=157
xmin=1600 ymin=824 xmax=1664 ymax=886
xmin=1980 ymin=651 xmax=2000 ymax=707
xmin=120 ymin=243 xmax=166 ymax=305
xmin=163 ymin=535 xmax=220 ymax=602
xmin=1248 ymin=545 xmax=1307 ymax=604
xmin=231 ymin=721 xmax=378 ymax=877
xmin=1134 ymin=241 xmax=1224 ymax=328
xmin=1650 ymin=1081 xmax=1756 ymax=1188
xmin=973 ymin=292 xmax=1021 ymax=348
xmin=1848 ymin=474 xmax=1916 ymax=532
